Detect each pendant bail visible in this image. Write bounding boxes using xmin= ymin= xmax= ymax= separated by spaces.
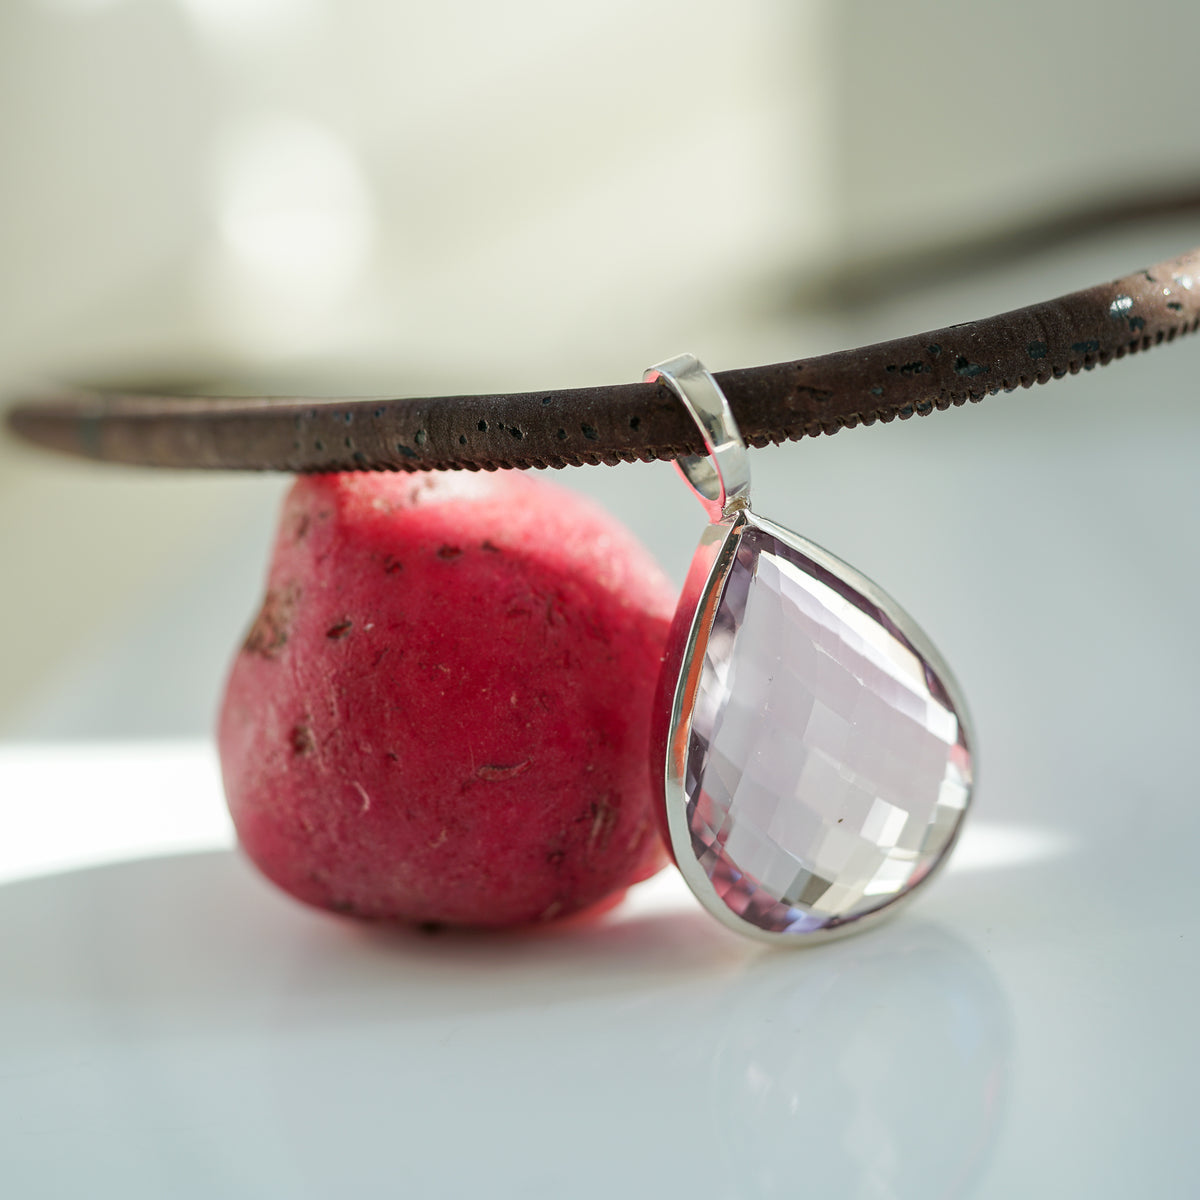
xmin=644 ymin=354 xmax=751 ymax=523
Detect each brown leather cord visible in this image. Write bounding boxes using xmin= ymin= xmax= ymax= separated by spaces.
xmin=5 ymin=247 xmax=1199 ymax=474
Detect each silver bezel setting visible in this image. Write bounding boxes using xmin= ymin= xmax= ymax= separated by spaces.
xmin=660 ymin=508 xmax=977 ymax=948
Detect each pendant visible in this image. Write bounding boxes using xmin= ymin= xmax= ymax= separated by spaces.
xmin=646 ymin=355 xmax=975 ymax=945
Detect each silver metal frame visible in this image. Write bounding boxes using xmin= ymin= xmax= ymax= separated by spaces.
xmin=661 ymin=509 xmax=976 ymax=947
xmin=649 ymin=353 xmax=977 ymax=947
xmin=644 ymin=355 xmax=750 ymax=522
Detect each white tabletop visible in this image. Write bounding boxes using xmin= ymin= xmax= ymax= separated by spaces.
xmin=0 ymin=713 xmax=1192 ymax=1199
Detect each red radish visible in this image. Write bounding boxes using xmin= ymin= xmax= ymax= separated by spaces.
xmin=218 ymin=469 xmax=674 ymax=928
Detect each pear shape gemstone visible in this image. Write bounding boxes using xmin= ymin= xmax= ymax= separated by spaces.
xmin=681 ymin=523 xmax=972 ymax=937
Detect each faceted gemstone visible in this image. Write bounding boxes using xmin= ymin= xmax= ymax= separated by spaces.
xmin=683 ymin=524 xmax=971 ymax=936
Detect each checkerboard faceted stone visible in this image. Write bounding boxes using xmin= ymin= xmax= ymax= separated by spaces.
xmin=685 ymin=526 xmax=972 ymax=936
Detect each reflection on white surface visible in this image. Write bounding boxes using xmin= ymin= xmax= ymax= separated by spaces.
xmin=2 ymin=738 xmax=1199 ymax=1197
xmin=0 ymin=843 xmax=1006 ymax=1199
xmin=947 ymin=822 xmax=1075 ymax=873
xmin=0 ymin=741 xmax=231 ymax=886
xmin=708 ymin=929 xmax=1007 ymax=1197
xmin=0 ymin=743 xmax=1010 ymax=1196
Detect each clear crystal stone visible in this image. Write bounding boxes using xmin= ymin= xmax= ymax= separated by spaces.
xmin=684 ymin=524 xmax=972 ymax=936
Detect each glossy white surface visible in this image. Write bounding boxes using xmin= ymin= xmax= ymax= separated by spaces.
xmin=0 ymin=712 xmax=1194 ymax=1198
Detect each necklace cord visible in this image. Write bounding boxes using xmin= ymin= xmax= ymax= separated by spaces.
xmin=5 ymin=246 xmax=1199 ymax=473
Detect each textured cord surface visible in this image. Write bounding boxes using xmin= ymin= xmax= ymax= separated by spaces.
xmin=6 ymin=248 xmax=1199 ymax=473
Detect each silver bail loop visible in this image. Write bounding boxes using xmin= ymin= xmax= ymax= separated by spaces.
xmin=644 ymin=354 xmax=751 ymax=523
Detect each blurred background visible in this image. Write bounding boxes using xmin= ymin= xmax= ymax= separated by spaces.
xmin=4 ymin=6 xmax=1200 ymax=1197
xmin=1 ymin=0 xmax=1199 ymax=740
